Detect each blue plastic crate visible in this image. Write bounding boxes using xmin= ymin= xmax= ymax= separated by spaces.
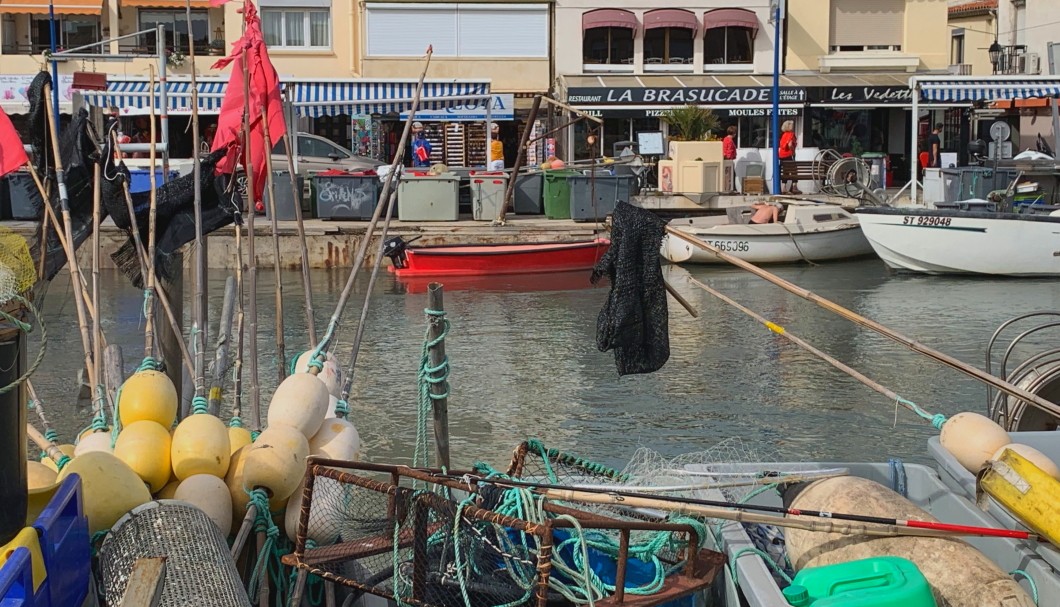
xmin=0 ymin=547 xmax=38 ymax=606
xmin=31 ymin=475 xmax=89 ymax=607
xmin=128 ymin=169 xmax=178 ymax=194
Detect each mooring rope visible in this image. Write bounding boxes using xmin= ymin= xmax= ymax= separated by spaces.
xmin=414 ymin=307 xmax=450 ymax=470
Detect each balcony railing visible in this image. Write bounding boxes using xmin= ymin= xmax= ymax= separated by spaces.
xmin=995 ymin=45 xmax=1039 ymax=75
xmin=948 ymin=63 xmax=972 ymax=75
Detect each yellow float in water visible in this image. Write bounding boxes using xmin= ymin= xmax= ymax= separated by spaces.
xmin=309 ymin=418 xmax=361 ymax=462
xmin=940 ymin=411 xmax=1011 ymax=473
xmin=74 ymin=431 xmax=113 ymax=457
xmin=175 ymin=474 xmax=233 ymax=536
xmin=117 ymin=370 xmax=178 ymax=428
xmin=56 ymin=451 xmax=152 ymax=534
xmin=171 ymin=413 xmax=231 ymax=480
xmin=267 ymin=373 xmax=330 ymax=439
xmin=113 ymin=420 xmax=172 ymax=492
xmin=40 ymin=444 xmax=74 ymax=473
xmin=242 ymin=424 xmax=309 ymax=502
xmin=228 ymin=426 xmax=253 ymax=455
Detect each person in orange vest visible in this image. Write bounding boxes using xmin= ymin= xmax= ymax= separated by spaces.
xmin=489 ymin=122 xmax=504 ymax=171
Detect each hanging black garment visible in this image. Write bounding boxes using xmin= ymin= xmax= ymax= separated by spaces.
xmin=591 ymin=201 xmax=670 ymax=376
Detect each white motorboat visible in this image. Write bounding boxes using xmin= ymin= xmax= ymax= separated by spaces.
xmin=856 ymin=206 xmax=1060 ymax=276
xmin=661 ymin=201 xmax=873 ymax=264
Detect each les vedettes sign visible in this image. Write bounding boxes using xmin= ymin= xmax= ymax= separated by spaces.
xmin=808 ymin=86 xmax=913 ymax=104
xmin=567 ymin=86 xmax=806 ymax=105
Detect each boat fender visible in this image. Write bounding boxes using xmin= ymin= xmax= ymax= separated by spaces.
xmin=940 ymin=412 xmax=1010 ymax=473
xmin=56 ymin=451 xmax=152 ymax=534
xmin=117 ymin=370 xmax=178 ymax=428
xmin=308 ymin=418 xmax=362 ymax=462
xmin=113 ymin=420 xmax=173 ymax=492
xmin=785 ymin=476 xmax=1035 ymax=607
xmin=242 ymin=424 xmax=309 ymax=503
xmin=175 ymin=474 xmax=233 ymax=536
xmin=267 ymin=372 xmax=331 ymax=437
xmin=171 ymin=413 xmax=231 ymax=481
xmin=990 ymin=444 xmax=1060 ymax=480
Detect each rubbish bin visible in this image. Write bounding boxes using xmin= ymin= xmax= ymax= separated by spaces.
xmin=128 ymin=168 xmax=178 ymax=194
xmin=312 ymin=172 xmax=381 ymax=220
xmin=543 ymin=169 xmax=579 ymax=220
xmin=3 ymin=172 xmax=41 ymax=220
xmin=263 ymin=171 xmax=304 ymax=221
xmin=568 ymin=175 xmax=640 ymax=222
xmin=398 ymin=173 xmax=460 ymax=221
xmin=470 ymin=172 xmax=508 ymax=221
xmin=861 ymin=153 xmax=887 ymax=190
xmin=514 ymin=172 xmax=543 ymax=215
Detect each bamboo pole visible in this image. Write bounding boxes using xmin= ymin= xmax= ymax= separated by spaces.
xmin=91 ymin=164 xmax=104 ymax=403
xmin=232 ymin=212 xmax=246 ymax=426
xmin=186 ymin=0 xmax=208 ymax=403
xmin=26 ymin=424 xmax=68 ymax=467
xmin=261 ymin=108 xmax=286 ymax=382
xmin=103 ymin=344 xmax=125 ymax=415
xmin=666 ymin=225 xmax=1060 ymax=419
xmin=241 ymin=47 xmax=262 ymax=431
xmin=144 ymin=67 xmax=160 ymax=361
xmin=279 ymin=96 xmax=316 ymax=347
xmin=208 ymin=276 xmax=237 ymax=416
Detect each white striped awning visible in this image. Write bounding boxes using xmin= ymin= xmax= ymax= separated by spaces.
xmin=285 ymin=80 xmax=492 ymax=117
xmin=81 ymin=78 xmax=227 ymax=115
xmin=918 ymin=78 xmax=1060 ymax=102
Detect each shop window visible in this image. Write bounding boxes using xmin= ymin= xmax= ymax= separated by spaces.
xmin=26 ymin=15 xmax=100 ymax=54
xmin=951 ymin=32 xmax=965 ymax=65
xmin=137 ymin=10 xmax=209 ymax=54
xmin=583 ymin=27 xmax=634 ymax=66
xmin=644 ymin=28 xmax=694 ymax=65
xmin=808 ymin=108 xmax=888 ymax=155
xmin=829 ymin=0 xmax=903 ymax=53
xmin=704 ymin=27 xmax=753 ymax=66
xmin=262 ymin=8 xmax=330 ymax=49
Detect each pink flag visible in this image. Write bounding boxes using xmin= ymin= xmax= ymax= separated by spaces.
xmin=211 ymin=0 xmax=286 ymax=204
xmin=0 ymin=107 xmax=28 ymax=178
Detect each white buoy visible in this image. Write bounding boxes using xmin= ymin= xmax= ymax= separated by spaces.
xmin=940 ymin=412 xmax=1011 ymax=473
xmin=175 ymin=474 xmax=234 ymax=536
xmin=324 ymin=395 xmax=339 ymax=419
xmin=74 ymin=431 xmax=114 ymax=457
xmin=294 ymin=351 xmax=343 ymax=397
xmin=991 ymin=444 xmax=1060 ymax=480
xmin=284 ymin=479 xmax=341 ymax=545
xmin=267 ymin=373 xmax=330 ymax=439
xmin=309 ymin=418 xmax=361 ymax=462
xmin=242 ymin=424 xmax=309 ymax=502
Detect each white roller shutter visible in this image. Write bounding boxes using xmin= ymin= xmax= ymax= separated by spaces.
xmin=366 ymin=5 xmax=458 ymax=56
xmin=830 ymin=0 xmax=904 ymax=48
xmin=457 ymin=5 xmax=548 ymax=57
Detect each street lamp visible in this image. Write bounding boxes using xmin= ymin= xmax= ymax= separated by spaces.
xmin=988 ymin=39 xmax=1002 ymax=73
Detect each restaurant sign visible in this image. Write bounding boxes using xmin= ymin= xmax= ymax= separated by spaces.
xmin=567 ymin=86 xmax=806 ymax=105
xmin=808 ymin=86 xmax=913 ymax=104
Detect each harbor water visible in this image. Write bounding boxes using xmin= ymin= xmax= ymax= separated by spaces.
xmin=28 ymin=258 xmax=1060 ymax=471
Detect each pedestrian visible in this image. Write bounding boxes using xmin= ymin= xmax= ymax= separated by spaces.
xmin=778 ymin=120 xmax=800 ymax=195
xmin=927 ymin=123 xmax=942 ymax=168
xmin=722 ymin=125 xmax=737 ymax=193
xmin=411 ymin=122 xmax=432 ymax=168
xmin=488 ymin=122 xmax=504 ymax=171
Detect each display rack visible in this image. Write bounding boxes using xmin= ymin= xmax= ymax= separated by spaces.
xmin=444 ymin=123 xmax=466 ymax=167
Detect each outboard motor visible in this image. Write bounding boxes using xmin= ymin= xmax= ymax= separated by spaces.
xmin=381 ymin=235 xmax=421 ymax=269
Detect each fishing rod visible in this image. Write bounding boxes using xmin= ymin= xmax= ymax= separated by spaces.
xmin=430 ymin=472 xmax=1040 ymax=542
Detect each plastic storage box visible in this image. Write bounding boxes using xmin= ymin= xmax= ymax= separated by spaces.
xmin=568 ymin=175 xmax=639 ymax=222
xmin=0 ymin=547 xmax=35 ymax=606
xmin=470 ymin=173 xmax=508 ymax=221
xmin=782 ymin=556 xmax=934 ymax=607
xmin=128 ymin=168 xmax=178 ymax=194
xmin=312 ymin=172 xmax=381 ymax=220
xmin=514 ymin=172 xmax=544 ymax=215
xmin=398 ymin=173 xmax=460 ymax=221
xmin=32 ymin=475 xmax=89 ymax=607
xmin=543 ymin=169 xmax=579 ymax=219
xmin=3 ymin=173 xmax=41 ymax=220
xmin=262 ymin=171 xmax=304 ymax=221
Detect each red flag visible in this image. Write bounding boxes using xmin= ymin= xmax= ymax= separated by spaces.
xmin=0 ymin=106 xmax=28 ymax=178
xmin=211 ymin=0 xmax=286 ymax=204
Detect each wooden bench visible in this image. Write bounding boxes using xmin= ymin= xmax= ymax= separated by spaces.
xmin=779 ymin=160 xmax=834 ymax=183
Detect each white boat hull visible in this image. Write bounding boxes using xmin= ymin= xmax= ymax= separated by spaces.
xmin=857 ymin=209 xmax=1060 ymax=276
xmin=662 ymin=222 xmax=873 ymax=264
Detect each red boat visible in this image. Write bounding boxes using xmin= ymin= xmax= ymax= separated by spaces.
xmin=396 ymin=270 xmax=610 ymax=294
xmin=382 ymin=236 xmax=610 ymax=277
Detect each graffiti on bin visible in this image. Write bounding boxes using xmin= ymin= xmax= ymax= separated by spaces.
xmin=316 ymin=179 xmax=376 ymax=212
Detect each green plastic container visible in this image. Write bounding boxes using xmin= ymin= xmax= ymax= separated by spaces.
xmin=543 ymin=169 xmax=579 ymax=219
xmin=784 ymin=557 xmax=936 ymax=607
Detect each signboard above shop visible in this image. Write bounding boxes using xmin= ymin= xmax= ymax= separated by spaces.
xmin=806 ymin=86 xmax=913 ymax=104
xmin=579 ymin=107 xmax=803 ymax=119
xmin=401 ymin=93 xmax=515 ymax=121
xmin=567 ymin=86 xmax=806 ymax=105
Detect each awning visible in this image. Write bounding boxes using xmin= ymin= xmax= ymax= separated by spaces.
xmin=916 ymin=77 xmax=1060 ymax=102
xmin=81 ymin=79 xmax=227 ymax=115
xmin=286 ymin=80 xmax=492 ymax=118
xmin=121 ymin=0 xmax=210 ymax=7
xmin=703 ymin=8 xmax=759 ymax=32
xmin=644 ymin=9 xmax=698 ymax=32
xmin=0 ymin=0 xmax=100 ymax=14
xmin=582 ymin=9 xmax=638 ymax=31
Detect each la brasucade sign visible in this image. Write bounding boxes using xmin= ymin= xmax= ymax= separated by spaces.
xmin=567 ymin=86 xmax=806 ymax=105
xmin=809 ymin=86 xmax=913 ymax=104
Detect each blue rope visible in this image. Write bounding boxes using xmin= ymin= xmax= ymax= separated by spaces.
xmin=1011 ymin=569 xmax=1039 ymax=605
xmin=229 ymin=416 xmax=244 ymax=428
xmin=138 ymin=357 xmax=161 ymax=372
xmin=888 ymin=458 xmax=908 ymax=498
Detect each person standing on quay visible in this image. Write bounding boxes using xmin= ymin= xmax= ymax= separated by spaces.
xmin=778 ymin=120 xmax=800 ymax=195
xmin=411 ymin=121 xmax=432 ymax=168
xmin=722 ymin=125 xmax=737 ymax=192
xmin=489 ymin=122 xmax=504 ymax=171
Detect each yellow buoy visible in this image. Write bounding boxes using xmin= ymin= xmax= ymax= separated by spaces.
xmin=294 ymin=351 xmax=344 ymax=397
xmin=113 ymin=421 xmax=172 ymax=493
xmin=175 ymin=474 xmax=234 ymax=536
xmin=309 ymin=418 xmax=361 ymax=462
xmin=27 ymin=461 xmax=60 ymax=525
xmin=27 ymin=461 xmax=57 ymax=490
xmin=40 ymin=444 xmax=75 ymax=473
xmin=940 ymin=411 xmax=1011 ymax=473
xmin=266 ymin=373 xmax=330 ymax=439
xmin=74 ymin=431 xmax=114 ymax=457
xmin=991 ymin=444 xmax=1060 ymax=480
xmin=228 ymin=426 xmax=253 ymax=455
xmin=242 ymin=424 xmax=309 ymax=502
xmin=171 ymin=414 xmax=231 ymax=481
xmin=225 ymin=445 xmax=285 ymax=523
xmin=155 ymin=479 xmax=181 ymax=499
xmin=118 ymin=370 xmax=178 ymax=428
xmin=56 ymin=451 xmax=152 ymax=534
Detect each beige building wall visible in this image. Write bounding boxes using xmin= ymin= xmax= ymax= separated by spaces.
xmin=786 ymin=0 xmax=950 ymax=73
xmin=948 ymin=11 xmax=996 ymax=75
xmin=360 ymin=59 xmax=549 ymax=94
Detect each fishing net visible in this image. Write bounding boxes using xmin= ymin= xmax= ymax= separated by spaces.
xmin=0 ymin=227 xmax=37 ymax=304
xmin=285 ymin=460 xmax=725 ymax=607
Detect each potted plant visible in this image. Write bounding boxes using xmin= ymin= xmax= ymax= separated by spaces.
xmin=166 ymin=49 xmax=187 ymax=68
xmin=209 ymin=39 xmax=224 ymax=56
xmin=660 ymin=105 xmax=720 ymax=142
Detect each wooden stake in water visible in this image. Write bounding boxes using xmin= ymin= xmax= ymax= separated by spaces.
xmin=144 ymin=66 xmax=160 ymax=361
xmin=208 ymin=276 xmax=237 ymax=416
xmin=91 ymin=163 xmax=104 ymax=399
xmin=279 ymin=101 xmax=316 ymax=347
xmin=241 ymin=47 xmax=262 ymax=431
xmin=186 ymin=0 xmax=208 ymax=402
xmin=426 ymin=283 xmax=450 ymax=470
xmin=261 ymin=107 xmax=286 ymax=382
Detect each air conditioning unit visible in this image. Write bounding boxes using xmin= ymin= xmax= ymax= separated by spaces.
xmin=1026 ymin=52 xmax=1041 ymax=74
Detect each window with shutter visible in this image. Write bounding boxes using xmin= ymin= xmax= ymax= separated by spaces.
xmin=366 ymin=5 xmax=459 ymax=57
xmin=457 ymin=6 xmax=548 ymax=57
xmin=830 ymin=0 xmax=904 ymax=50
xmin=366 ymin=3 xmax=548 ymax=58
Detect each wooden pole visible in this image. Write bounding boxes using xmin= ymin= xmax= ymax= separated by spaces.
xmin=242 ymin=47 xmax=262 ymax=431
xmin=160 ymin=252 xmax=186 ymax=414
xmin=232 ymin=207 xmax=246 ymax=427
xmin=279 ymin=96 xmax=317 ymax=347
xmin=666 ymin=224 xmax=1060 ymax=419
xmin=261 ymin=108 xmax=286 ymax=382
xmin=144 ymin=67 xmax=160 ymax=361
xmin=186 ymin=0 xmax=208 ymax=402
xmin=497 ymin=95 xmax=541 ymax=223
xmin=208 ymin=276 xmax=237 ymax=416
xmin=426 ymin=283 xmax=450 ymax=470
xmin=103 ymin=344 xmax=125 ymax=414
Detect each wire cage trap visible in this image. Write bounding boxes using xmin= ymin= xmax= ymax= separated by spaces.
xmin=282 ymin=458 xmax=725 ymax=607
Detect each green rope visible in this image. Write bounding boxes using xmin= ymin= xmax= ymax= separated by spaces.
xmin=246 ymin=488 xmax=281 ymax=600
xmin=895 ymin=396 xmax=947 ymax=430
xmin=1011 ymin=570 xmax=1038 ymax=605
xmin=0 ymin=295 xmax=47 ymax=396
xmin=138 ymin=357 xmax=161 ymax=372
xmin=191 ymin=395 xmax=208 ymax=415
xmin=333 ymin=398 xmax=349 ymax=419
xmin=414 ymin=308 xmax=450 ymax=470
xmin=730 ymin=547 xmax=793 ymax=588
xmin=229 ymin=416 xmax=244 ymax=428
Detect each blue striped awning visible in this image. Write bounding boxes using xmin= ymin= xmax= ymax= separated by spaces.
xmin=919 ymin=78 xmax=1060 ymax=102
xmin=82 ymin=78 xmax=227 ymax=115
xmin=286 ymin=80 xmax=492 ymax=117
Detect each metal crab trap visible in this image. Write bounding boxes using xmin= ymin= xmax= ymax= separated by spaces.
xmin=282 ymin=457 xmax=725 ymax=607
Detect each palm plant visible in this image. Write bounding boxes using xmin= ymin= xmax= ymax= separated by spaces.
xmin=660 ymin=105 xmax=720 ymax=141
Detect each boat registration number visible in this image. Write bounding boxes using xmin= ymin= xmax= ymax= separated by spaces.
xmin=901 ymin=215 xmax=952 ymax=226
xmin=707 ymin=240 xmax=750 ymax=252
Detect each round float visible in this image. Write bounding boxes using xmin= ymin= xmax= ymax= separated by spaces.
xmin=940 ymin=412 xmax=1011 ymax=473
xmin=114 ymin=420 xmax=173 ymax=492
xmin=117 ymin=370 xmax=179 ymax=428
xmin=171 ymin=414 xmax=231 ymax=480
xmin=56 ymin=451 xmax=152 ymax=534
xmin=267 ymin=373 xmax=330 ymax=439
xmin=175 ymin=474 xmax=234 ymax=536
xmin=242 ymin=424 xmax=309 ymax=502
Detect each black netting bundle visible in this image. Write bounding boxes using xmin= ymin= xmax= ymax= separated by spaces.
xmin=591 ymin=201 xmax=669 ymax=376
xmin=27 ymin=72 xmax=105 ymax=282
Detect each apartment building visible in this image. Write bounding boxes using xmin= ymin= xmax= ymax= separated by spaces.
xmin=995 ymin=0 xmax=1058 ymax=150
xmin=948 ymin=0 xmax=997 ymax=77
